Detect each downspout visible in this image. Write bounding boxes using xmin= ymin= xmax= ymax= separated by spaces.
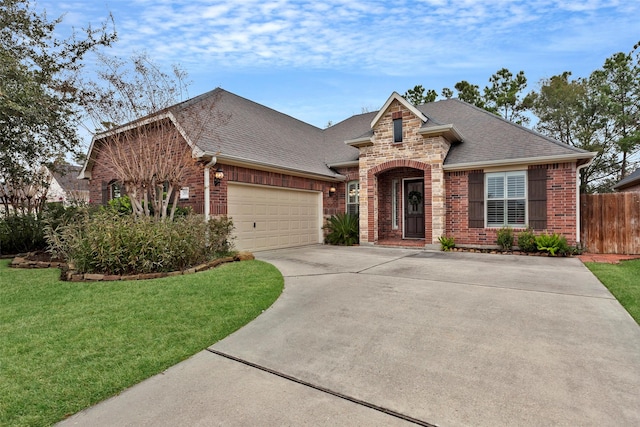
xmin=203 ymin=156 xmax=217 ymax=221
xmin=576 ymin=160 xmax=592 ymax=244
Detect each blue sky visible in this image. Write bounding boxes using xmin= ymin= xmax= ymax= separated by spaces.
xmin=42 ymin=0 xmax=639 ymax=130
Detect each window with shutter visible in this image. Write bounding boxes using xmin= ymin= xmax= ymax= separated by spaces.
xmin=486 ymin=171 xmax=526 ymax=227
xmin=468 ymin=172 xmax=484 ymax=228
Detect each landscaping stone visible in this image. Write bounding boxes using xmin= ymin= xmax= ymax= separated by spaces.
xmin=195 ymin=263 xmax=210 ymax=273
xmin=235 ymin=251 xmax=255 ymax=261
xmin=103 ymin=275 xmax=122 ymax=281
xmin=85 ymin=274 xmax=105 ymax=281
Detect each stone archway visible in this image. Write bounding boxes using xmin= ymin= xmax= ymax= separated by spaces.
xmin=362 ymin=160 xmax=433 ymax=244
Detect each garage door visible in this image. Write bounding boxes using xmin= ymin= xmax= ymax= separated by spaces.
xmin=227 ymin=183 xmax=322 ymax=252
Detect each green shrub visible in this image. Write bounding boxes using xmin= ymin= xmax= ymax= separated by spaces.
xmin=517 ymin=228 xmax=537 ymax=252
xmin=107 ymin=195 xmax=133 ymax=215
xmin=324 ymin=213 xmax=359 ymax=246
xmin=535 ymin=233 xmax=570 ymax=256
xmin=0 ymin=214 xmax=45 ymax=254
xmin=46 ymin=212 xmax=235 ymax=275
xmin=438 ymin=235 xmax=456 ymax=251
xmin=207 ymin=216 xmax=235 ymax=255
xmin=496 ymin=226 xmax=514 ymax=251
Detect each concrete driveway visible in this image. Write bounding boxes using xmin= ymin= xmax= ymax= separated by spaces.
xmin=59 ymin=246 xmax=640 ymax=426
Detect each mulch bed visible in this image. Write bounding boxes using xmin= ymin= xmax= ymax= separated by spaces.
xmin=577 ymin=253 xmax=640 ymax=264
xmin=8 ymin=251 xmax=255 ymax=282
xmin=449 ymin=247 xmax=572 ymax=257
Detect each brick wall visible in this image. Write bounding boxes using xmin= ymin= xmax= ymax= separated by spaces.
xmin=445 ymin=163 xmax=579 ymax=247
xmin=87 ymin=125 xmax=206 ymax=213
xmin=88 ymin=127 xmax=342 ymax=221
xmin=210 ymin=164 xmax=340 ymax=218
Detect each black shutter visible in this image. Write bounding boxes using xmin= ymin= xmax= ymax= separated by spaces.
xmin=468 ymin=172 xmax=484 ymax=228
xmin=101 ymin=181 xmax=109 ymax=205
xmin=528 ymin=168 xmax=547 ymax=230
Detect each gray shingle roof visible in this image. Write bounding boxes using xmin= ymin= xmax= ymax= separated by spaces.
xmin=89 ymin=89 xmax=594 ymax=180
xmin=173 ymin=88 xmax=342 ymax=177
xmin=416 ymin=99 xmax=592 ymax=166
xmin=51 ymin=164 xmax=89 ymax=191
xmin=322 ymin=112 xmax=376 ymax=163
xmin=613 ymin=167 xmax=640 ymax=190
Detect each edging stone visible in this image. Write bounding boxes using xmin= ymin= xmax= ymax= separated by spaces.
xmin=57 ymin=251 xmax=255 ymax=282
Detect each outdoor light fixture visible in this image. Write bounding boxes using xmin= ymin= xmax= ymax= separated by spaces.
xmin=214 ymin=167 xmax=224 ymax=186
xmin=329 ymin=186 xmax=336 ymax=196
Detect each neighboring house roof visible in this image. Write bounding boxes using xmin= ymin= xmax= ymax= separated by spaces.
xmin=415 ymin=100 xmax=594 ymax=169
xmin=50 ymin=164 xmax=89 ymax=192
xmin=613 ymin=167 xmax=640 ymax=190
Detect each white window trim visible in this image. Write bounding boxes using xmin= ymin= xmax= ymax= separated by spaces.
xmin=485 ymin=171 xmax=527 ymax=228
xmin=392 ymin=179 xmax=398 ymax=229
xmin=346 ymin=180 xmax=359 ymax=215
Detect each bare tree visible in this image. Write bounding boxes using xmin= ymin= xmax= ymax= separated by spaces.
xmin=0 ymin=168 xmax=50 ymax=217
xmin=79 ymin=52 xmax=227 ymax=220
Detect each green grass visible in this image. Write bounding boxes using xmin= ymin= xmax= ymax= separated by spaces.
xmin=585 ymin=259 xmax=640 ymax=324
xmin=0 ymin=259 xmax=283 ymax=426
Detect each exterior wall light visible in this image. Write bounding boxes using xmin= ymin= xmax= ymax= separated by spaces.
xmin=214 ymin=167 xmax=224 ymax=186
xmin=329 ymin=186 xmax=336 ymax=196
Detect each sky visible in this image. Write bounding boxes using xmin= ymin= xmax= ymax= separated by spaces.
xmin=40 ymin=0 xmax=639 ymax=131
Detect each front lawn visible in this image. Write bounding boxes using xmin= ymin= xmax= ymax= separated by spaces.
xmin=585 ymin=259 xmax=640 ymax=324
xmin=0 ymin=259 xmax=283 ymax=427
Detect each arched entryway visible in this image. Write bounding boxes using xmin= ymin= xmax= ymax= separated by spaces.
xmin=366 ymin=160 xmax=432 ymax=245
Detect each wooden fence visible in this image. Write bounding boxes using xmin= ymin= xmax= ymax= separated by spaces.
xmin=581 ymin=192 xmax=640 ymax=254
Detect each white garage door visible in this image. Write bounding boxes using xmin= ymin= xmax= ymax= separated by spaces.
xmin=227 ymin=183 xmax=322 ymax=252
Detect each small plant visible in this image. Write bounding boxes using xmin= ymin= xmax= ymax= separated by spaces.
xmin=323 ymin=213 xmax=359 ymax=246
xmin=535 ymin=232 xmax=570 ymax=256
xmin=438 ymin=235 xmax=456 ymax=251
xmin=517 ymin=228 xmax=537 ymax=253
xmin=496 ymin=226 xmax=514 ymax=251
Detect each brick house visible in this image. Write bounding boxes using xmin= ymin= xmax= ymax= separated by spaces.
xmin=612 ymin=168 xmax=640 ymax=192
xmin=79 ymin=89 xmax=595 ymax=252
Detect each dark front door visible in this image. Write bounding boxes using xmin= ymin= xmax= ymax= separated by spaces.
xmin=404 ymin=179 xmax=425 ymax=238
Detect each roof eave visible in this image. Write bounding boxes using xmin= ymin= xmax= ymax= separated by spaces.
xmin=417 ymin=124 xmax=464 ymax=143
xmin=443 ymin=152 xmax=597 ymax=171
xmin=217 ymin=154 xmax=346 ymax=181
xmin=345 ymin=136 xmax=373 ymax=148
xmin=327 ymin=160 xmax=359 ymax=168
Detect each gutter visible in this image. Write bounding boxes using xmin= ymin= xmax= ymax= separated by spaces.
xmin=327 ymin=160 xmax=359 ymax=169
xmin=443 ymin=152 xmax=597 ymax=171
xmin=216 ymin=154 xmax=346 ymax=181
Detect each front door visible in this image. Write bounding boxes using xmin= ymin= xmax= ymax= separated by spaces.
xmin=404 ymin=179 xmax=425 ymax=239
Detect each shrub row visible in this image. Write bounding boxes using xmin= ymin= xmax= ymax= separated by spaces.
xmin=45 ymin=210 xmax=235 ymax=275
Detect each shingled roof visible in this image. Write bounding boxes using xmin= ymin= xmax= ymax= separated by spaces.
xmin=82 ymin=88 xmax=594 ymax=180
xmin=612 ymin=167 xmax=640 ymax=190
xmin=51 ymin=164 xmax=89 ymax=192
xmin=173 ymin=89 xmax=346 ymax=178
xmin=415 ymin=99 xmax=593 ymax=168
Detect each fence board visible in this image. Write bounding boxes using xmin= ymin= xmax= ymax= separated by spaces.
xmin=581 ymin=193 xmax=640 ymax=254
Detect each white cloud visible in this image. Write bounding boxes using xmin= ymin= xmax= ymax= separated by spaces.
xmin=39 ymin=0 xmax=640 ymax=80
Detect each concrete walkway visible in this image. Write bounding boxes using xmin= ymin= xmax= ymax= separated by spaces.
xmin=59 ymin=246 xmax=640 ymax=426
